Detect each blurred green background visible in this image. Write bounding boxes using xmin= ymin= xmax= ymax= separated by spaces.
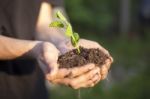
xmin=49 ymin=0 xmax=150 ymax=99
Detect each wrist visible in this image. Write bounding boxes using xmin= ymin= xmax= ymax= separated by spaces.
xmin=27 ymin=41 xmax=43 ymax=59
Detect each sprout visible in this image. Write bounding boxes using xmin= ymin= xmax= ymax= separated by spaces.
xmin=49 ymin=11 xmax=80 ymax=53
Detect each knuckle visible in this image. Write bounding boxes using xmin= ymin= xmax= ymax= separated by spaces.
xmin=69 ymin=84 xmax=78 ymax=89
xmin=88 ymin=80 xmax=93 ymax=84
xmin=101 ymin=74 xmax=107 ymax=80
xmin=69 ymin=81 xmax=77 ymax=89
xmin=89 ymin=72 xmax=94 ymax=79
xmin=92 ymin=75 xmax=98 ymax=82
xmin=92 ymin=67 xmax=100 ymax=75
xmin=89 ymin=83 xmax=95 ymax=87
xmin=101 ymin=66 xmax=107 ymax=74
xmin=73 ymin=86 xmax=79 ymax=90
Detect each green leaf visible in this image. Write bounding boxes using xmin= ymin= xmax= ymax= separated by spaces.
xmin=71 ymin=32 xmax=80 ymax=47
xmin=65 ymin=24 xmax=73 ymax=37
xmin=56 ymin=11 xmax=67 ymax=22
xmin=49 ymin=21 xmax=64 ymax=28
xmin=73 ymin=32 xmax=80 ymax=43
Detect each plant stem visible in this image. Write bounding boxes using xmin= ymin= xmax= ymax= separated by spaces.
xmin=71 ymin=35 xmax=80 ymax=54
xmin=77 ymin=46 xmax=80 ymax=54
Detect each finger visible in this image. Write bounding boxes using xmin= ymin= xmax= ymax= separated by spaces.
xmin=46 ymin=68 xmax=71 ymax=81
xmin=44 ymin=55 xmax=59 ymax=76
xmin=101 ymin=64 xmax=108 ymax=80
xmin=38 ymin=58 xmax=59 ymax=80
xmin=96 ymin=45 xmax=112 ymax=60
xmin=52 ymin=78 xmax=94 ymax=89
xmin=52 ymin=68 xmax=101 ymax=89
xmin=46 ymin=62 xmax=59 ymax=80
xmin=69 ymin=67 xmax=100 ymax=88
xmin=78 ymin=39 xmax=111 ymax=57
xmin=51 ymin=78 xmax=71 ymax=85
xmin=105 ymin=59 xmax=112 ymax=70
xmin=44 ymin=43 xmax=59 ymax=70
xmin=98 ymin=46 xmax=109 ymax=56
xmin=44 ymin=60 xmax=59 ymax=80
xmin=44 ymin=53 xmax=59 ymax=79
xmin=81 ymin=73 xmax=101 ymax=88
xmin=78 ymin=39 xmax=101 ymax=49
xmin=73 ymin=79 xmax=94 ymax=89
xmin=93 ymin=73 xmax=101 ymax=85
xmin=55 ymin=68 xmax=71 ymax=79
xmin=73 ymin=73 xmax=101 ymax=89
xmin=44 ymin=62 xmax=59 ymax=80
xmin=109 ymin=55 xmax=113 ymax=63
xmin=68 ymin=63 xmax=95 ymax=78
xmin=38 ymin=59 xmax=50 ymax=74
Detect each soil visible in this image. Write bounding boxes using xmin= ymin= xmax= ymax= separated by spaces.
xmin=58 ymin=46 xmax=109 ymax=68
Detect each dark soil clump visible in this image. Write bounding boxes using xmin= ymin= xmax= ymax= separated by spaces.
xmin=58 ymin=46 xmax=109 ymax=68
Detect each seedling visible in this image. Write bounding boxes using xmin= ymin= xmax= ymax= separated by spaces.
xmin=49 ymin=11 xmax=80 ymax=53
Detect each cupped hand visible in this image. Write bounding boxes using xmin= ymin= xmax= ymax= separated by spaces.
xmin=33 ymin=42 xmax=101 ymax=89
xmin=47 ymin=63 xmax=101 ymax=89
xmin=57 ymin=39 xmax=113 ymax=80
xmin=78 ymin=39 xmax=113 ymax=80
xmin=34 ymin=39 xmax=113 ymax=89
xmin=34 ymin=42 xmax=59 ymax=80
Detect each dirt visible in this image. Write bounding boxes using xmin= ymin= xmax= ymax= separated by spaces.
xmin=58 ymin=46 xmax=109 ymax=68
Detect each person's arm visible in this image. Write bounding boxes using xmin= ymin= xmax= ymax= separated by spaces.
xmin=0 ymin=35 xmax=101 ymax=89
xmin=0 ymin=35 xmax=59 ymax=76
xmin=0 ymin=35 xmax=39 ymax=60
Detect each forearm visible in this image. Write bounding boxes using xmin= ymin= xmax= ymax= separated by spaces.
xmin=0 ymin=35 xmax=39 ymax=60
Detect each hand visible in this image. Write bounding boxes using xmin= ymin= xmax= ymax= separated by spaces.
xmin=33 ymin=42 xmax=100 ymax=89
xmin=57 ymin=39 xmax=113 ymax=80
xmin=47 ymin=63 xmax=101 ymax=89
xmin=33 ymin=42 xmax=59 ymax=80
xmin=78 ymin=39 xmax=113 ymax=80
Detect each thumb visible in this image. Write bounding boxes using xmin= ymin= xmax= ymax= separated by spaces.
xmin=49 ymin=62 xmax=59 ymax=77
xmin=46 ymin=62 xmax=59 ymax=81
